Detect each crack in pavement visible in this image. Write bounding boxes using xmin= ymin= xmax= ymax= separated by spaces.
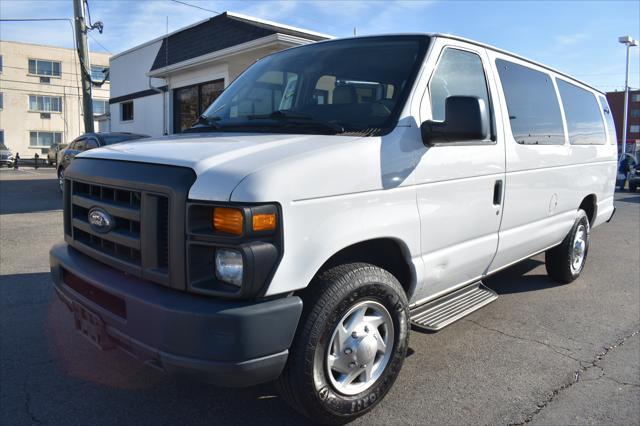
xmin=22 ymin=374 xmax=42 ymax=424
xmin=510 ymin=329 xmax=640 ymax=425
xmin=464 ymin=319 xmax=588 ymax=364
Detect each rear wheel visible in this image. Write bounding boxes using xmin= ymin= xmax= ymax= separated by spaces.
xmin=277 ymin=263 xmax=409 ymax=424
xmin=545 ymin=210 xmax=590 ymax=283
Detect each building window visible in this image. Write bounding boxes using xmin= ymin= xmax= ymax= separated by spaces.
xmin=28 ymin=95 xmax=62 ymax=112
xmin=557 ymin=80 xmax=605 ymax=145
xmin=0 ymin=93 xmax=3 ymax=110
xmin=173 ymin=79 xmax=224 ymax=132
xmin=121 ymin=101 xmax=134 ymax=121
xmin=631 ymin=109 xmax=640 ymax=118
xmin=0 ymin=55 xmax=3 ymax=73
xmin=632 ymin=94 xmax=640 ymax=102
xmin=496 ymin=59 xmax=565 ymax=145
xmin=630 ymin=125 xmax=640 ymax=134
xmin=29 ymin=131 xmax=62 ymax=147
xmin=91 ymin=65 xmax=109 ymax=82
xmin=0 ymin=130 xmax=4 ymax=144
xmin=28 ymin=59 xmax=61 ymax=77
xmin=93 ymin=99 xmax=108 ymax=116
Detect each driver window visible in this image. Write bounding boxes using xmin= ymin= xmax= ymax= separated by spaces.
xmin=429 ymin=48 xmax=490 ymax=126
xmin=74 ymin=139 xmax=86 ymax=151
xmin=85 ymin=138 xmax=99 ymax=150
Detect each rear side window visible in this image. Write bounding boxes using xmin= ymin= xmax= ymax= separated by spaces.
xmin=557 ymin=80 xmax=606 ymax=145
xmin=597 ymin=95 xmax=617 ymax=145
xmin=430 ymin=48 xmax=491 ymax=128
xmin=496 ymin=59 xmax=564 ymax=145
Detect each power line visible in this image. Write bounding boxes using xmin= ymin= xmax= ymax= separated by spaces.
xmin=169 ymin=0 xmax=221 ymax=14
xmin=88 ymin=32 xmax=112 ymax=54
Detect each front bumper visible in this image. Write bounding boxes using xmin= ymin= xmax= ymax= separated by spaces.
xmin=50 ymin=243 xmax=303 ymax=387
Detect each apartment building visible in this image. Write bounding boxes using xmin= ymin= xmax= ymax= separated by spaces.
xmin=0 ymin=40 xmax=110 ymax=157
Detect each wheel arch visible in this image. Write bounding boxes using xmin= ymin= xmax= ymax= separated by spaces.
xmin=311 ymin=238 xmax=416 ymax=299
xmin=579 ymin=194 xmax=597 ymax=226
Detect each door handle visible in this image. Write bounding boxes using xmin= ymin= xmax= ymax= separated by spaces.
xmin=493 ymin=179 xmax=503 ymax=206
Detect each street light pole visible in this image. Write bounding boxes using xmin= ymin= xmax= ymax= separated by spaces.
xmin=618 ymin=36 xmax=638 ymax=160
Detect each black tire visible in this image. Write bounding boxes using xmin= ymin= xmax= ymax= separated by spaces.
xmin=545 ymin=210 xmax=590 ymax=284
xmin=277 ymin=263 xmax=409 ymax=424
xmin=630 ymin=182 xmax=638 ymax=192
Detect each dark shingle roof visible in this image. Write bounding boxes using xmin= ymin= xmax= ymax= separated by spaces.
xmin=150 ymin=12 xmax=328 ymax=71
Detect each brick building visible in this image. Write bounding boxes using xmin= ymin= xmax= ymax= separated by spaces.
xmin=606 ymin=89 xmax=640 ymax=154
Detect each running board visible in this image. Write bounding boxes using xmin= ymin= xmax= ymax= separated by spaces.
xmin=410 ymin=282 xmax=498 ymax=331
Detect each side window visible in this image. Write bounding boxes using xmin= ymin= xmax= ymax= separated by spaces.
xmin=74 ymin=139 xmax=87 ymax=151
xmin=85 ymin=138 xmax=99 ymax=150
xmin=496 ymin=59 xmax=564 ymax=145
xmin=598 ymin=97 xmax=618 ymax=145
xmin=557 ymin=80 xmax=606 ymax=145
xmin=429 ymin=48 xmax=491 ymax=131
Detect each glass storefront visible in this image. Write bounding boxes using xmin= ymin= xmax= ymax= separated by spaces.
xmin=173 ymin=79 xmax=224 ymax=133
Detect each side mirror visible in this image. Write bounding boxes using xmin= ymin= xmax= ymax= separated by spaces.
xmin=421 ymin=96 xmax=489 ymax=146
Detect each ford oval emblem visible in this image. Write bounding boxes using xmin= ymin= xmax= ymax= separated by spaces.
xmin=88 ymin=207 xmax=114 ymax=234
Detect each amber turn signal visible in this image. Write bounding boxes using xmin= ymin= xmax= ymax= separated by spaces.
xmin=252 ymin=213 xmax=277 ymax=232
xmin=213 ymin=207 xmax=244 ymax=235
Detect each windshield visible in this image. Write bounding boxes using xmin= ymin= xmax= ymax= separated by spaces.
xmin=196 ymin=36 xmax=430 ymax=136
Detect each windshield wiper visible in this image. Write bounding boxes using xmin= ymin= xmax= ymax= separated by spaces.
xmin=246 ymin=110 xmax=345 ymax=134
xmin=184 ymin=115 xmax=223 ymax=133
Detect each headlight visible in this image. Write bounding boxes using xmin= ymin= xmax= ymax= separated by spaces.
xmin=187 ymin=202 xmax=282 ymax=298
xmin=215 ymin=248 xmax=243 ymax=287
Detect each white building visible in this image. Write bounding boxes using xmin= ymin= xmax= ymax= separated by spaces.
xmin=0 ymin=40 xmax=110 ymax=157
xmin=109 ymin=12 xmax=331 ymax=137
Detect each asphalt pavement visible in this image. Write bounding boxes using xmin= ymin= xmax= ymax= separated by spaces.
xmin=1 ymin=168 xmax=638 ymax=425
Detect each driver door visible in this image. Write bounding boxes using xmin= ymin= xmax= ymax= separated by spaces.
xmin=412 ymin=40 xmax=506 ymax=302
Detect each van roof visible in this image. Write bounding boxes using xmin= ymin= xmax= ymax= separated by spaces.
xmin=298 ymin=33 xmax=602 ymax=96
xmin=429 ymin=33 xmax=604 ymax=95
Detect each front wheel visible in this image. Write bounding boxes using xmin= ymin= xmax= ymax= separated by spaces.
xmin=277 ymin=263 xmax=409 ymax=424
xmin=545 ymin=210 xmax=590 ymax=283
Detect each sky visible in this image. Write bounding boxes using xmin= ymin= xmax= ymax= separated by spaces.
xmin=1 ymin=0 xmax=639 ymax=92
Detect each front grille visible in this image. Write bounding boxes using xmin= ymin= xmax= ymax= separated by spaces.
xmin=66 ymin=178 xmax=170 ymax=283
xmin=63 ymin=158 xmax=196 ymax=291
xmin=157 ymin=196 xmax=169 ymax=268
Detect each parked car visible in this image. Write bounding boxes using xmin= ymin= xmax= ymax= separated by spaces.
xmin=0 ymin=143 xmax=14 ymax=167
xmin=47 ymin=143 xmax=68 ymax=166
xmin=57 ymin=132 xmax=148 ymax=192
xmin=50 ymin=34 xmax=617 ymax=423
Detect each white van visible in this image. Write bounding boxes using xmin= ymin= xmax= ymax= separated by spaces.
xmin=50 ymin=34 xmax=617 ymax=423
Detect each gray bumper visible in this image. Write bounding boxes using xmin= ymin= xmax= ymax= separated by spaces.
xmin=50 ymin=243 xmax=302 ymax=387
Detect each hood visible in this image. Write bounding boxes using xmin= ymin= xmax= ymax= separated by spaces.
xmin=80 ymin=132 xmax=364 ymax=200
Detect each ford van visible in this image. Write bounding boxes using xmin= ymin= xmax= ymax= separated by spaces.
xmin=50 ymin=34 xmax=617 ymax=423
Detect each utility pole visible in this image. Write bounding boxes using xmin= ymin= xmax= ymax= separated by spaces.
xmin=73 ymin=0 xmax=94 ymax=133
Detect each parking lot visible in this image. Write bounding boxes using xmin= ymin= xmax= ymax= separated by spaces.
xmin=0 ymin=167 xmax=638 ymax=425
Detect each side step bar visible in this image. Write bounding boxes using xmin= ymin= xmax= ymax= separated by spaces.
xmin=410 ymin=282 xmax=498 ymax=331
